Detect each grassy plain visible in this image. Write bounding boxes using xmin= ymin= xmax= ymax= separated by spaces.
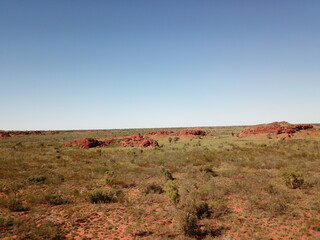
xmin=1 ymin=125 xmax=320 ymax=239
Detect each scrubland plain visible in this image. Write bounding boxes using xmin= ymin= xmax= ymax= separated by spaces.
xmin=1 ymin=124 xmax=320 ymax=239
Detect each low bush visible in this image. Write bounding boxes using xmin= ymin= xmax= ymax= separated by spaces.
xmin=45 ymin=193 xmax=67 ymax=205
xmin=280 ymin=169 xmax=304 ymax=189
xmin=143 ymin=183 xmax=164 ymax=195
xmin=28 ymin=175 xmax=47 ymax=184
xmin=87 ymin=189 xmax=124 ymax=204
xmin=1 ymin=195 xmax=28 ymax=212
xmin=177 ymin=210 xmax=199 ymax=237
xmin=0 ymin=216 xmax=15 ymax=228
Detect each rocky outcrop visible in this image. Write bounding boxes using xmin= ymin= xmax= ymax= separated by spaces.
xmin=0 ymin=132 xmax=10 ymax=138
xmin=64 ymin=138 xmax=106 ymax=149
xmin=120 ymin=134 xmax=158 ymax=148
xmin=239 ymin=122 xmax=316 ymax=139
xmin=176 ymin=130 xmax=207 ymax=136
xmin=147 ymin=130 xmax=172 ymax=135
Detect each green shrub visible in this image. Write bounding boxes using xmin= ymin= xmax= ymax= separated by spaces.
xmin=87 ymin=189 xmax=124 ymax=204
xmin=281 ymin=169 xmax=304 ymax=189
xmin=164 ymin=180 xmax=179 ymax=204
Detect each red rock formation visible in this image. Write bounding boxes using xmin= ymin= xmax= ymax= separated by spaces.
xmin=5 ymin=131 xmax=43 ymax=136
xmin=239 ymin=122 xmax=315 ymax=139
xmin=138 ymin=139 xmax=159 ymax=148
xmin=0 ymin=132 xmax=10 ymax=138
xmin=65 ymin=134 xmax=158 ymax=149
xmin=64 ymin=138 xmax=106 ymax=149
xmin=119 ymin=133 xmax=158 ymax=148
xmin=147 ymin=130 xmax=172 ymax=135
xmin=49 ymin=131 xmax=60 ymax=135
xmin=176 ymin=130 xmax=207 ymax=136
xmin=105 ymin=139 xmax=116 ymax=145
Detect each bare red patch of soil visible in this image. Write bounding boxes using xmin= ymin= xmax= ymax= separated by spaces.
xmin=239 ymin=121 xmax=319 ymax=139
xmin=64 ymin=138 xmax=106 ymax=149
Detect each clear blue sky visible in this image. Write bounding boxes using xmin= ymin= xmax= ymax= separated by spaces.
xmin=1 ymin=1 xmax=319 ymax=130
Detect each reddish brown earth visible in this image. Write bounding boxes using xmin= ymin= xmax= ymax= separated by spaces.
xmin=239 ymin=121 xmax=318 ymax=139
xmin=175 ymin=130 xmax=207 ymax=136
xmin=64 ymin=138 xmax=106 ymax=149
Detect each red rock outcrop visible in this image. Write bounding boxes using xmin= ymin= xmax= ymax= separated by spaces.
xmin=64 ymin=134 xmax=158 ymax=149
xmin=105 ymin=139 xmax=116 ymax=145
xmin=119 ymin=133 xmax=158 ymax=148
xmin=64 ymin=138 xmax=106 ymax=149
xmin=239 ymin=122 xmax=316 ymax=139
xmin=0 ymin=132 xmax=10 ymax=138
xmin=176 ymin=130 xmax=207 ymax=136
xmin=49 ymin=131 xmax=60 ymax=135
xmin=4 ymin=131 xmax=43 ymax=136
xmin=147 ymin=130 xmax=172 ymax=135
xmin=138 ymin=139 xmax=159 ymax=148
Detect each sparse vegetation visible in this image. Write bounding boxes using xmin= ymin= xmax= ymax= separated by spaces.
xmin=0 ymin=125 xmax=320 ymax=239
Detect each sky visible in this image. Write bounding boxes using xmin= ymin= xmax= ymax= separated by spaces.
xmin=0 ymin=0 xmax=319 ymax=130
